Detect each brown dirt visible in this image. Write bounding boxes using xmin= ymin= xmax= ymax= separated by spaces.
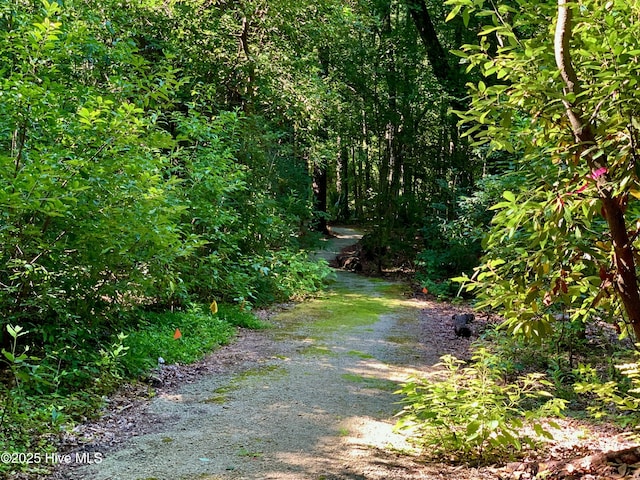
xmin=35 ymin=227 xmax=636 ymax=480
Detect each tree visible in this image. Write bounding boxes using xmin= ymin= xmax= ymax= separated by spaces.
xmin=554 ymin=0 xmax=640 ymax=338
xmin=405 ymin=0 xmax=465 ymax=99
xmin=320 ymin=0 xmax=481 ymax=243
xmin=450 ymin=0 xmax=640 ymax=339
xmin=0 ymin=0 xmax=340 ymax=349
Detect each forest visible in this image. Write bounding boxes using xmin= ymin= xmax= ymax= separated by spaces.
xmin=3 ymin=0 xmax=640 ymax=477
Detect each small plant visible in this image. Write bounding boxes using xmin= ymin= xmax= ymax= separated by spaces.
xmin=120 ymin=303 xmax=257 ymax=376
xmin=395 ymin=348 xmax=566 ymax=463
xmin=94 ymin=332 xmax=129 ymax=393
xmin=573 ymin=357 xmax=640 ymax=432
xmin=1 ymin=325 xmax=40 ymax=393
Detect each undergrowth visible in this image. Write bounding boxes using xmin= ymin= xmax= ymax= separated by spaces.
xmin=395 ymin=348 xmax=566 ymax=464
xmin=121 ymin=304 xmax=266 ymax=375
xmin=0 ymin=303 xmax=267 ymax=476
xmin=395 ymin=321 xmax=640 ymax=464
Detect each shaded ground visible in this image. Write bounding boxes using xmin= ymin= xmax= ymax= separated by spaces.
xmin=44 ymin=227 xmax=635 ymax=480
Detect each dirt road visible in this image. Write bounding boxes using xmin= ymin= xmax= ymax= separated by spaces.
xmin=56 ymin=227 xmax=485 ymax=480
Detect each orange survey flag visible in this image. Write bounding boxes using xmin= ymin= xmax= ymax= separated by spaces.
xmin=173 ymin=328 xmax=182 ymax=340
xmin=422 ymin=287 xmax=428 ymax=294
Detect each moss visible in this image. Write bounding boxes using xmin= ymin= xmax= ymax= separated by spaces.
xmin=340 ymin=373 xmax=398 ymax=391
xmin=299 ymin=344 xmax=336 ymax=356
xmin=237 ymin=447 xmax=263 ymax=458
xmin=205 ymin=364 xmax=286 ymax=405
xmin=203 ymin=395 xmax=228 ymax=404
xmin=346 ymin=350 xmax=374 ymax=359
xmin=274 ymin=281 xmax=406 ymax=334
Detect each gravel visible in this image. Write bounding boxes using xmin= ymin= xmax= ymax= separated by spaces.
xmin=45 ymin=227 xmax=632 ymax=480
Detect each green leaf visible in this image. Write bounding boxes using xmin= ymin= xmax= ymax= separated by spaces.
xmin=2 ymin=350 xmax=15 ymax=363
xmin=502 ymin=191 xmax=516 ymax=202
xmin=446 ymin=5 xmax=463 ymax=22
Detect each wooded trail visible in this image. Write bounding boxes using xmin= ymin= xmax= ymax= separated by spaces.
xmin=56 ymin=227 xmax=479 ymax=480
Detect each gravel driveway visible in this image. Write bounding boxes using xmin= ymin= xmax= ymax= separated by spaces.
xmin=52 ymin=227 xmax=493 ymax=480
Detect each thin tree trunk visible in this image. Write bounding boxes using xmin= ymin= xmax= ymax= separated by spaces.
xmin=238 ymin=16 xmax=255 ymax=112
xmin=337 ymin=144 xmax=350 ymax=221
xmin=312 ymin=47 xmax=331 ymax=235
xmin=313 ymin=162 xmax=329 ymax=235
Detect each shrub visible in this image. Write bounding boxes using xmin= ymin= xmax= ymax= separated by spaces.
xmin=574 ymin=356 xmax=640 ymax=432
xmin=417 ymin=174 xmax=514 ymax=297
xmin=395 ymin=348 xmax=566 ymax=463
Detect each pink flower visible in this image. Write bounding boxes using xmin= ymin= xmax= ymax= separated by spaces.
xmin=589 ymin=167 xmax=608 ymax=179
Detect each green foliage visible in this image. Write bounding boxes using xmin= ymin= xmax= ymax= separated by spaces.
xmin=0 ymin=0 xmax=340 ymax=460
xmin=478 ymin=324 xmax=590 ymax=404
xmin=120 ymin=305 xmax=249 ymax=376
xmin=94 ymin=332 xmax=130 ymax=393
xmin=395 ymin=348 xmax=566 ymax=463
xmin=1 ymin=325 xmax=39 ymax=394
xmin=0 ymin=0 xmax=330 ymax=341
xmin=447 ymin=0 xmax=640 ymax=339
xmin=0 ymin=322 xmax=103 ymax=476
xmin=0 ymin=0 xmax=191 ymax=330
xmin=574 ymin=356 xmax=640 ymax=431
xmin=417 ymin=174 xmax=513 ymax=297
xmin=248 ymin=252 xmax=334 ymax=306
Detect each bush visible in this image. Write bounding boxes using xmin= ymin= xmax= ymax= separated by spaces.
xmin=417 ymin=175 xmax=513 ymax=297
xmin=0 ymin=323 xmax=104 ymax=476
xmin=395 ymin=348 xmax=566 ymax=463
xmin=0 ymin=1 xmax=330 ymax=350
xmin=574 ymin=356 xmax=640 ymax=432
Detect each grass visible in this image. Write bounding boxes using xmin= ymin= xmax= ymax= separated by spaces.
xmin=121 ymin=304 xmax=267 ymax=376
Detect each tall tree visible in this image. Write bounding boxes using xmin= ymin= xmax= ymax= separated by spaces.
xmin=554 ymin=0 xmax=640 ymax=337
xmin=405 ymin=0 xmax=458 ymax=93
xmin=450 ymin=0 xmax=640 ymax=339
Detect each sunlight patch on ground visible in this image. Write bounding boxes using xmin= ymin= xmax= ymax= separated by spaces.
xmin=157 ymin=392 xmax=184 ymax=402
xmin=345 ymin=357 xmax=444 ymax=384
xmin=269 ymin=421 xmax=418 ymax=479
xmin=339 ymin=415 xmax=418 ymax=455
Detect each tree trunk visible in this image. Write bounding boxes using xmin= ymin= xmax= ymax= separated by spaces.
xmin=337 ymin=144 xmax=350 ymax=221
xmin=405 ymin=0 xmax=451 ymax=86
xmin=405 ymin=0 xmax=466 ymax=103
xmin=238 ymin=16 xmax=256 ymax=112
xmin=312 ymin=47 xmax=331 ymax=235
xmin=554 ymin=0 xmax=640 ymax=338
xmin=313 ymin=162 xmax=329 ymax=235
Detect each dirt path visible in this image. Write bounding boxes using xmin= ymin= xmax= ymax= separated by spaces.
xmin=52 ymin=227 xmax=492 ymax=480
